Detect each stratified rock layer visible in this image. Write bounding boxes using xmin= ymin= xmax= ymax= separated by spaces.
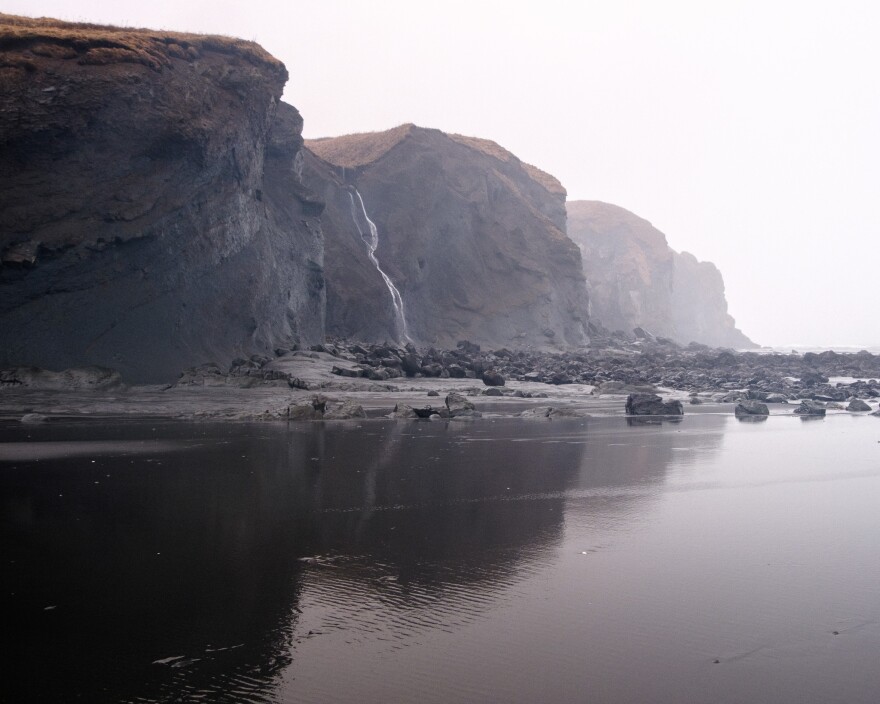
xmin=567 ymin=200 xmax=754 ymax=348
xmin=0 ymin=15 xmax=324 ymax=382
xmin=305 ymin=125 xmax=590 ymax=349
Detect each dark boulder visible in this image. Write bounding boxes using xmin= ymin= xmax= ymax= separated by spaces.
xmin=793 ymin=400 xmax=826 ymax=416
xmin=482 ymin=369 xmax=505 ymax=386
xmin=445 ymin=392 xmax=478 ymax=417
xmin=625 ymin=393 xmax=684 ymax=416
xmin=847 ymin=399 xmax=872 ymax=412
xmin=735 ymin=400 xmax=769 ymax=418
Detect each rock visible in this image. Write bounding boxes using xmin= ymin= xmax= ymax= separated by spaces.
xmin=288 ymin=403 xmax=322 ymax=421
xmin=447 ymin=364 xmax=468 ymax=378
xmin=519 ymin=406 xmax=553 ymax=418
xmin=765 ymin=393 xmax=789 ymax=404
xmin=427 ymin=390 xmax=440 ymax=397
xmin=323 ymin=400 xmax=366 ymax=420
xmin=793 ymin=400 xmax=826 ymax=416
xmin=331 ymin=365 xmax=362 ymax=378
xmin=482 ymin=387 xmax=504 ymax=396
xmin=689 ymin=396 xmax=704 ymax=405
xmin=482 ymin=369 xmax=505 ymax=386
xmin=389 ymin=403 xmax=418 ymax=419
xmin=734 ymin=400 xmax=769 ymax=418
xmin=401 ymin=354 xmax=422 ymax=376
xmin=1 ymin=365 xmax=123 ymax=390
xmin=847 ymin=399 xmax=872 ymax=412
xmin=625 ymin=393 xmax=684 ymax=416
xmin=412 ymin=406 xmax=436 ymax=419
xmin=445 ymin=392 xmax=476 ymax=417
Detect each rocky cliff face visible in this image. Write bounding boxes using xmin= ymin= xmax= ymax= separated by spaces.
xmin=670 ymin=251 xmax=753 ymax=349
xmin=304 ymin=125 xmax=590 ymax=349
xmin=0 ymin=15 xmax=324 ymax=382
xmin=567 ymin=200 xmax=754 ymax=348
xmin=566 ymin=200 xmax=675 ymax=337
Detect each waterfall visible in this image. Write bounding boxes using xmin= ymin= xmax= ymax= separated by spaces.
xmin=348 ymin=189 xmax=412 ymax=343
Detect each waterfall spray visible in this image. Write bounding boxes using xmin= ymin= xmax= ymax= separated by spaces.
xmin=348 ymin=189 xmax=412 ymax=343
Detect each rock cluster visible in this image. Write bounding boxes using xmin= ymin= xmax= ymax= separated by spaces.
xmin=152 ymin=337 xmax=880 ymax=407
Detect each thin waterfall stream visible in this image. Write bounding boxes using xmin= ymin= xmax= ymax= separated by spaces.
xmin=348 ymin=188 xmax=412 ymax=343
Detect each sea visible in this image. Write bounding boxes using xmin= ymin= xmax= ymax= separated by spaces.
xmin=3 ymin=413 xmax=880 ymax=703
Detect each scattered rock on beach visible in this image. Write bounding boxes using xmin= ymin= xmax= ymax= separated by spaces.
xmin=482 ymin=369 xmax=505 ymax=386
xmin=625 ymin=393 xmax=684 ymax=416
xmin=735 ymin=400 xmax=769 ymax=418
xmin=793 ymin=400 xmax=826 ymax=416
xmin=445 ymin=392 xmax=480 ymax=417
xmin=847 ymin=399 xmax=871 ymax=412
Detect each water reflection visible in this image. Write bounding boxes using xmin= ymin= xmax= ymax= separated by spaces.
xmin=0 ymin=416 xmax=727 ymax=703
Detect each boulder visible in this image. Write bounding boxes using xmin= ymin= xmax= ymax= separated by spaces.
xmin=445 ymin=392 xmax=477 ymax=417
xmin=625 ymin=393 xmax=684 ymax=416
xmin=482 ymin=387 xmax=504 ymax=396
xmin=793 ymin=400 xmax=826 ymax=416
xmin=482 ymin=369 xmax=505 ymax=386
xmin=765 ymin=393 xmax=789 ymax=404
xmin=735 ymin=400 xmax=769 ymax=418
xmin=847 ymin=399 xmax=872 ymax=412
xmin=288 ymin=403 xmax=322 ymax=421
xmin=389 ymin=403 xmax=419 ymax=419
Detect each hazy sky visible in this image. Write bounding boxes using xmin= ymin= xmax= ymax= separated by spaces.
xmin=8 ymin=1 xmax=879 ymax=347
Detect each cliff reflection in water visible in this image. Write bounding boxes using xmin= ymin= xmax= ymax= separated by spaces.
xmin=1 ymin=416 xmax=726 ymax=703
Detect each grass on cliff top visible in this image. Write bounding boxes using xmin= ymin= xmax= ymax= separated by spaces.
xmin=307 ymin=123 xmax=565 ymax=197
xmin=306 ymin=124 xmax=416 ymax=169
xmin=448 ymin=133 xmax=566 ymax=197
xmin=0 ymin=13 xmax=285 ymax=73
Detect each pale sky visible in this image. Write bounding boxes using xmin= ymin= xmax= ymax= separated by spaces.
xmin=7 ymin=0 xmax=879 ymax=347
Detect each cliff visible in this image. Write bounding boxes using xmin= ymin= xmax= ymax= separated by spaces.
xmin=304 ymin=125 xmax=590 ymax=348
xmin=567 ymin=200 xmax=754 ymax=348
xmin=0 ymin=15 xmax=324 ymax=382
xmin=670 ymin=251 xmax=754 ymax=349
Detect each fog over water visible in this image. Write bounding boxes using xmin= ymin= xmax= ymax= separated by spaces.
xmin=7 ymin=0 xmax=879 ymax=347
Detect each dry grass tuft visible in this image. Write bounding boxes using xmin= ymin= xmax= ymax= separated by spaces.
xmin=449 ymin=133 xmax=565 ymax=196
xmin=0 ymin=12 xmax=285 ymax=74
xmin=306 ymin=124 xmax=416 ymax=168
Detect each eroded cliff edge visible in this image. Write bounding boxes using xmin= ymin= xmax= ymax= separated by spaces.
xmin=0 ymin=15 xmax=324 ymax=382
xmin=304 ymin=125 xmax=590 ymax=349
xmin=567 ymin=200 xmax=755 ymax=348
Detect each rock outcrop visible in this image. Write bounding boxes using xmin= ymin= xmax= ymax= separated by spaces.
xmin=566 ymin=200 xmax=755 ymax=348
xmin=0 ymin=15 xmax=324 ymax=382
xmin=566 ymin=200 xmax=675 ymax=338
xmin=304 ymin=125 xmax=590 ymax=349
